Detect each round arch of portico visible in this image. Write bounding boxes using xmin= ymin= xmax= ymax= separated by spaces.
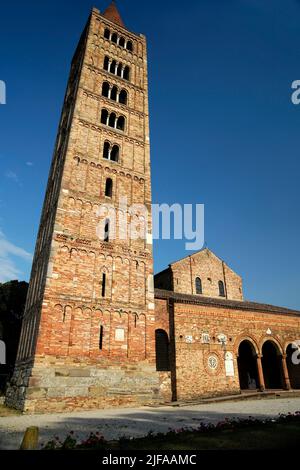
xmin=259 ymin=336 xmax=284 ymax=356
xmin=284 ymin=339 xmax=300 ymax=353
xmin=233 ymin=334 xmax=259 ymax=356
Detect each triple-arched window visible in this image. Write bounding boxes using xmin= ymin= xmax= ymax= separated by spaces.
xmin=104 ymin=56 xmax=130 ymax=81
xmin=102 ymin=82 xmax=128 ymax=105
xmin=101 ymin=109 xmax=126 ymax=131
xmin=104 ymin=28 xmax=133 ymax=52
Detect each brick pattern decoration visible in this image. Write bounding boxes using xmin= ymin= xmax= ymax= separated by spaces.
xmin=6 ymin=7 xmax=159 ymax=413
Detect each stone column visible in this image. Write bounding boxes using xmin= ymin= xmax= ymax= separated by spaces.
xmin=121 ymin=66 xmax=125 ymax=79
xmin=256 ymin=354 xmax=265 ymax=391
xmin=108 ymin=85 xmax=112 ymax=100
xmin=281 ymin=354 xmax=291 ymax=390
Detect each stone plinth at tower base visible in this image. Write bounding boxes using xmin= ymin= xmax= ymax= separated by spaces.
xmin=5 ymin=357 xmax=163 ymax=414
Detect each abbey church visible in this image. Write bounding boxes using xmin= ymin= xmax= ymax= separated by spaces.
xmin=6 ymin=3 xmax=300 ymax=413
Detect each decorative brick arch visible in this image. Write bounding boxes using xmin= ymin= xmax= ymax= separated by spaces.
xmin=233 ymin=334 xmax=259 ymax=356
xmin=259 ymin=336 xmax=284 ymax=355
xmin=284 ymin=339 xmax=299 ymax=353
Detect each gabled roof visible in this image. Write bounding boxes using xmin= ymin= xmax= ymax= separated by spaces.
xmin=103 ymin=1 xmax=125 ymax=28
xmin=169 ymin=247 xmax=221 ymax=267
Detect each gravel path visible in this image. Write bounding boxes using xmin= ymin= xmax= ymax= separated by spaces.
xmin=1 ymin=397 xmax=300 ymax=449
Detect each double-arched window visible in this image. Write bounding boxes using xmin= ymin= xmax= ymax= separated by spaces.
xmin=103 ymin=141 xmax=120 ymax=162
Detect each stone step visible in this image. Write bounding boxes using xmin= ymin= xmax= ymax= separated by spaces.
xmin=145 ymin=390 xmax=300 ymax=408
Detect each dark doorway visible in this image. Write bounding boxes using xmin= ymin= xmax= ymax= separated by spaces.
xmin=262 ymin=341 xmax=283 ymax=389
xmin=286 ymin=344 xmax=300 ymax=389
xmin=237 ymin=340 xmax=259 ymax=390
xmin=155 ymin=329 xmax=170 ymax=371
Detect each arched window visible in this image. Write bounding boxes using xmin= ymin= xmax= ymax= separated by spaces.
xmin=111 ymin=145 xmax=119 ymax=162
xmin=111 ymin=32 xmax=118 ymax=44
xmin=195 ymin=277 xmax=202 ymax=295
xmin=105 ymin=178 xmax=113 ymax=198
xmin=119 ymin=37 xmax=125 ymax=48
xmin=101 ymin=109 xmax=109 ymax=125
xmin=155 ymin=329 xmax=170 ymax=371
xmin=123 ymin=66 xmax=130 ymax=80
xmin=104 ymin=219 xmax=110 ymax=242
xmin=110 ymin=60 xmax=117 ymax=75
xmin=117 ymin=116 xmax=125 ymax=131
xmin=117 ymin=63 xmax=123 ymax=77
xmin=119 ymin=89 xmax=127 ymax=105
xmin=101 ymin=273 xmax=106 ymax=297
xmin=127 ymin=41 xmax=133 ymax=52
xmin=104 ymin=28 xmax=110 ymax=40
xmin=104 ymin=56 xmax=110 ymax=71
xmin=109 ymin=112 xmax=117 ymax=128
xmin=102 ymin=82 xmax=110 ymax=98
xmin=99 ymin=325 xmax=104 ymax=350
xmin=110 ymin=86 xmax=118 ymax=101
xmin=103 ymin=141 xmax=110 ymax=159
xmin=219 ymin=280 xmax=225 ymax=297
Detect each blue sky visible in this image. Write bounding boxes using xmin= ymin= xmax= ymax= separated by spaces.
xmin=0 ymin=0 xmax=300 ymax=309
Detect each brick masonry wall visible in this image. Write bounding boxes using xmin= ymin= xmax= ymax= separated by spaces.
xmin=6 ymin=8 xmax=161 ymax=413
xmin=155 ymin=297 xmax=300 ymax=401
xmin=170 ymin=249 xmax=243 ymax=301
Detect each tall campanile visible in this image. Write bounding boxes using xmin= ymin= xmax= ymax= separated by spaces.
xmin=6 ymin=3 xmax=160 ymax=413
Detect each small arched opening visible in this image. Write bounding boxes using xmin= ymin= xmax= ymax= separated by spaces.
xmin=105 ymin=178 xmax=113 ymax=198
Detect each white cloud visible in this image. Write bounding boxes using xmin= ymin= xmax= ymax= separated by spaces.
xmin=26 ymin=162 xmax=33 ymax=167
xmin=0 ymin=229 xmax=32 ymax=282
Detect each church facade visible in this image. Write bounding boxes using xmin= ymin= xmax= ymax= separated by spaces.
xmin=5 ymin=3 xmax=300 ymax=413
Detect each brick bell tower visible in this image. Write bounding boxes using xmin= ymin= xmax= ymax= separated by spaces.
xmin=6 ymin=3 xmax=159 ymax=413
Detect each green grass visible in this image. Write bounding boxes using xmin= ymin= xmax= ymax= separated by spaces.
xmin=118 ymin=421 xmax=300 ymax=450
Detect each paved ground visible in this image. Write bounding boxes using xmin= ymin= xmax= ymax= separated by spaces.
xmin=0 ymin=397 xmax=300 ymax=449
